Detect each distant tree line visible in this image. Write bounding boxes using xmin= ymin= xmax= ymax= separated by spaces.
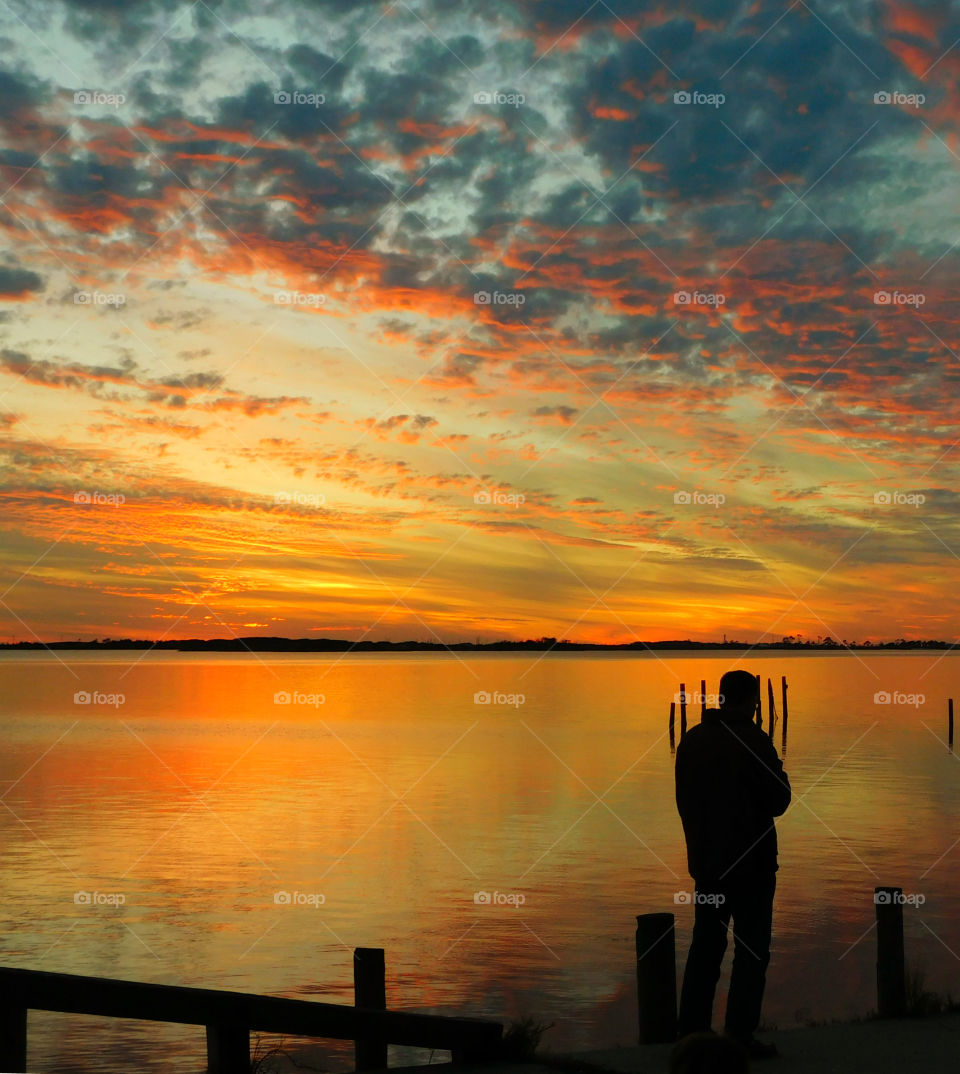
xmin=0 ymin=635 xmax=954 ymax=651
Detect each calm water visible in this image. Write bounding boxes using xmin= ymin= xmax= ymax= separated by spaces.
xmin=1 ymin=650 xmax=959 ymax=1071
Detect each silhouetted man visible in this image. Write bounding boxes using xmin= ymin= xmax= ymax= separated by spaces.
xmin=675 ymin=669 xmax=791 ymax=1060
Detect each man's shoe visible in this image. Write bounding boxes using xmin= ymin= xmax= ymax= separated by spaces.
xmin=735 ymin=1036 xmax=779 ymax=1060
xmin=675 ymin=1027 xmax=716 ymax=1040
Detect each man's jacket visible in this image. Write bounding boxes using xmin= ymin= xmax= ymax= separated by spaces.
xmin=675 ymin=708 xmax=791 ymax=885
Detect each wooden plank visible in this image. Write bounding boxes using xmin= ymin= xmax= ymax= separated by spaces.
xmin=0 ymin=967 xmax=501 ymax=1053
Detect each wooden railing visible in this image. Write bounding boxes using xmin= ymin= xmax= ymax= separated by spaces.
xmin=0 ymin=955 xmax=503 ymax=1073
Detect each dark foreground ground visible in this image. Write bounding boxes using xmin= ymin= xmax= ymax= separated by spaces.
xmin=364 ymin=1011 xmax=960 ymax=1074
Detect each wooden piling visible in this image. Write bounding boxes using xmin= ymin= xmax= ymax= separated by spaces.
xmin=949 ymin=699 xmax=954 ymax=748
xmin=767 ymin=678 xmax=775 ymax=736
xmin=669 ymin=702 xmax=676 ymax=747
xmin=679 ymin=684 xmax=687 ymax=738
xmin=781 ymin=676 xmax=788 ymax=755
xmin=700 ymin=679 xmax=706 ymax=719
xmin=354 ymin=947 xmax=387 ymax=1071
xmin=875 ymin=888 xmax=906 ymax=1018
xmin=635 ymin=913 xmax=677 ymax=1044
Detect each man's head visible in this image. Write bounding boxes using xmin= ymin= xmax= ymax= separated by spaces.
xmin=718 ymin=669 xmax=759 ymax=720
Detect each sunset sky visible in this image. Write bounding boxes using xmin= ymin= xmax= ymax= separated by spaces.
xmin=1 ymin=0 xmax=958 ymax=644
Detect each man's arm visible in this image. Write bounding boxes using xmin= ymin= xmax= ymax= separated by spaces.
xmin=674 ymin=737 xmax=689 ymax=820
xmin=673 ymin=735 xmax=700 ymax=878
xmin=674 ymin=731 xmax=702 ymax=822
xmin=749 ymin=728 xmax=791 ymax=816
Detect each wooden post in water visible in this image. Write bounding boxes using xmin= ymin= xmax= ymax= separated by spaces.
xmin=669 ymin=701 xmax=676 ymax=749
xmin=635 ymin=913 xmax=677 ymax=1044
xmin=875 ymin=888 xmax=906 ymax=1018
xmin=781 ymin=676 xmax=788 ymax=755
xmin=949 ymin=699 xmax=954 ymax=748
xmin=767 ymin=678 xmax=775 ymax=736
xmin=679 ymin=684 xmax=687 ymax=738
xmin=700 ymin=679 xmax=706 ymax=719
xmin=354 ymin=947 xmax=387 ymax=1071
xmin=755 ymin=674 xmax=762 ymax=726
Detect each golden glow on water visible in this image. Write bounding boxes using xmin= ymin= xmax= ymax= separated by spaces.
xmin=1 ymin=651 xmax=959 ymax=1070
